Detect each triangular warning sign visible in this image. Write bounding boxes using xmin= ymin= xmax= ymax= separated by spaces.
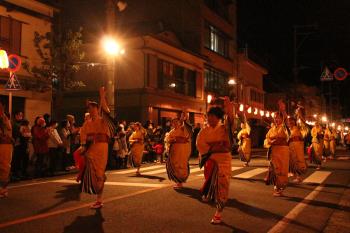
xmin=5 ymin=73 xmax=21 ymax=90
xmin=320 ymin=66 xmax=333 ymax=81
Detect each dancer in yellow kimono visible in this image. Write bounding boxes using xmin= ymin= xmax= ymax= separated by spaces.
xmin=0 ymin=102 xmax=13 ymax=198
xmin=323 ymin=125 xmax=331 ymax=160
xmin=79 ymin=87 xmax=111 ymax=209
xmin=265 ymin=100 xmax=290 ymax=197
xmin=129 ymin=122 xmax=145 ymax=175
xmin=165 ymin=113 xmax=192 ymax=189
xmin=287 ymin=117 xmax=308 ymax=183
xmin=237 ymin=115 xmax=251 ymax=166
xmin=197 ymin=97 xmax=234 ymax=224
xmin=310 ymin=122 xmax=324 ymax=170
xmin=324 ymin=125 xmax=336 ymax=160
xmin=329 ymin=126 xmax=337 ymax=159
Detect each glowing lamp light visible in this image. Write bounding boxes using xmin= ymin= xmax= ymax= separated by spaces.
xmin=247 ymin=107 xmax=252 ymax=114
xmin=169 ymin=83 xmax=176 ymax=88
xmin=254 ymin=108 xmax=258 ymax=115
xmin=313 ymin=114 xmax=317 ymax=119
xmin=260 ymin=110 xmax=264 ymax=117
xmin=265 ymin=111 xmax=270 ymax=118
xmin=337 ymin=125 xmax=342 ymax=131
xmin=321 ymin=116 xmax=328 ymax=123
xmin=0 ymin=49 xmax=9 ymax=69
xmin=207 ymin=94 xmax=213 ymax=104
xmin=239 ymin=104 xmax=244 ymax=112
xmin=271 ymin=112 xmax=276 ymax=118
xmin=102 ymin=37 xmax=123 ymax=55
xmin=228 ymin=79 xmax=236 ymax=85
xmin=331 ymin=122 xmax=335 ymax=127
xmin=345 ymin=126 xmax=349 ymax=131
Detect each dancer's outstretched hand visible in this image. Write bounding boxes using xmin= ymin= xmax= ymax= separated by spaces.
xmin=99 ymin=86 xmax=106 ymax=98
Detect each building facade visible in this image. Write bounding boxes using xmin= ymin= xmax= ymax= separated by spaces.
xmin=0 ymin=0 xmax=56 ymax=123
xmin=61 ymin=0 xmax=238 ymax=125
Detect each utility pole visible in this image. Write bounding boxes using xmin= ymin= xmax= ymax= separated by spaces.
xmin=106 ymin=0 xmax=116 ymax=117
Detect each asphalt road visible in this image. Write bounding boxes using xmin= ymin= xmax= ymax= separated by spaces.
xmin=1 ymin=150 xmax=349 ymax=233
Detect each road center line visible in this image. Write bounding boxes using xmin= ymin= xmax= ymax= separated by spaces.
xmin=52 ymin=179 xmax=168 ymax=188
xmin=267 ymin=171 xmax=331 ymax=233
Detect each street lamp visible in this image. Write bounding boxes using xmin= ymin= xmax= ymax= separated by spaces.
xmin=321 ymin=115 xmax=328 ymax=123
xmin=207 ymin=94 xmax=213 ymax=104
xmin=228 ymin=79 xmax=236 ymax=85
xmin=102 ymin=37 xmax=124 ymax=55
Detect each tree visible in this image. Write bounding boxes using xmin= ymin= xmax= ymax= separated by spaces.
xmin=23 ymin=28 xmax=85 ymax=119
xmin=23 ymin=28 xmax=85 ymax=91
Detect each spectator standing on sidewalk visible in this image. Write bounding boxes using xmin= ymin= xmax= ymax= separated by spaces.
xmin=18 ymin=119 xmax=32 ymax=179
xmin=11 ymin=111 xmax=24 ymax=180
xmin=47 ymin=121 xmax=63 ymax=176
xmin=67 ymin=114 xmax=80 ymax=160
xmin=32 ymin=116 xmax=49 ymax=177
xmin=113 ymin=126 xmax=129 ymax=169
xmin=60 ymin=120 xmax=73 ymax=171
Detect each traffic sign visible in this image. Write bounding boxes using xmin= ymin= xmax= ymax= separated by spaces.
xmin=320 ymin=66 xmax=333 ymax=81
xmin=5 ymin=72 xmax=21 ymax=90
xmin=334 ymin=67 xmax=348 ymax=81
xmin=7 ymin=54 xmax=22 ymax=72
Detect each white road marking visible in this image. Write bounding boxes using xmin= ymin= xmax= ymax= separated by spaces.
xmin=190 ymin=167 xmax=202 ymax=173
xmin=8 ymin=181 xmax=55 ymax=189
xmin=142 ymin=168 xmax=167 ymax=175
xmin=110 ymin=165 xmax=164 ymax=174
xmin=196 ymin=166 xmax=243 ymax=177
xmin=232 ymin=166 xmax=243 ymax=172
xmin=233 ymin=168 xmax=267 ymax=179
xmin=302 ymin=171 xmax=332 ymax=184
xmin=51 ymin=179 xmax=167 ymax=188
xmin=268 ymin=172 xmax=331 ymax=233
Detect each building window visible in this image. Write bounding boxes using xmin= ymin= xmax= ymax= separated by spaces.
xmin=158 ymin=59 xmax=197 ymax=97
xmin=204 ymin=0 xmax=230 ymax=21
xmin=204 ymin=66 xmax=228 ymax=96
xmin=0 ymin=16 xmax=22 ymax=55
xmin=204 ymin=22 xmax=229 ymax=57
xmin=250 ymin=89 xmax=264 ymax=104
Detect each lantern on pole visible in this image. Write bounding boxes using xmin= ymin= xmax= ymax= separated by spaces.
xmin=0 ymin=49 xmax=9 ymax=69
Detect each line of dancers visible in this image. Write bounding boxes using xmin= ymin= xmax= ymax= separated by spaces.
xmin=1 ymin=87 xmax=337 ymax=225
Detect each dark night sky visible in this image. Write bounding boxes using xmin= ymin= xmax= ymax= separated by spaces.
xmin=237 ymin=0 xmax=350 ymax=117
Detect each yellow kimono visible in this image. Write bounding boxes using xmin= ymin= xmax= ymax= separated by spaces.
xmin=311 ymin=126 xmax=324 ymax=165
xmin=197 ymin=122 xmax=232 ymax=210
xmin=289 ymin=125 xmax=307 ymax=175
xmin=165 ymin=123 xmax=192 ymax=183
xmin=324 ymin=128 xmax=336 ymax=157
xmin=237 ymin=123 xmax=251 ymax=163
xmin=129 ymin=130 xmax=145 ymax=168
xmin=80 ymin=117 xmax=110 ymax=194
xmin=324 ymin=128 xmax=331 ymax=156
xmin=0 ymin=116 xmax=13 ymax=187
xmin=329 ymin=129 xmax=337 ymax=157
xmin=265 ymin=124 xmax=289 ymax=190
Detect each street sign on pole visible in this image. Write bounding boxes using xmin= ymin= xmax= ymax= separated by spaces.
xmin=7 ymin=54 xmax=22 ymax=72
xmin=320 ymin=66 xmax=333 ymax=81
xmin=334 ymin=67 xmax=348 ymax=81
xmin=5 ymin=72 xmax=21 ymax=90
